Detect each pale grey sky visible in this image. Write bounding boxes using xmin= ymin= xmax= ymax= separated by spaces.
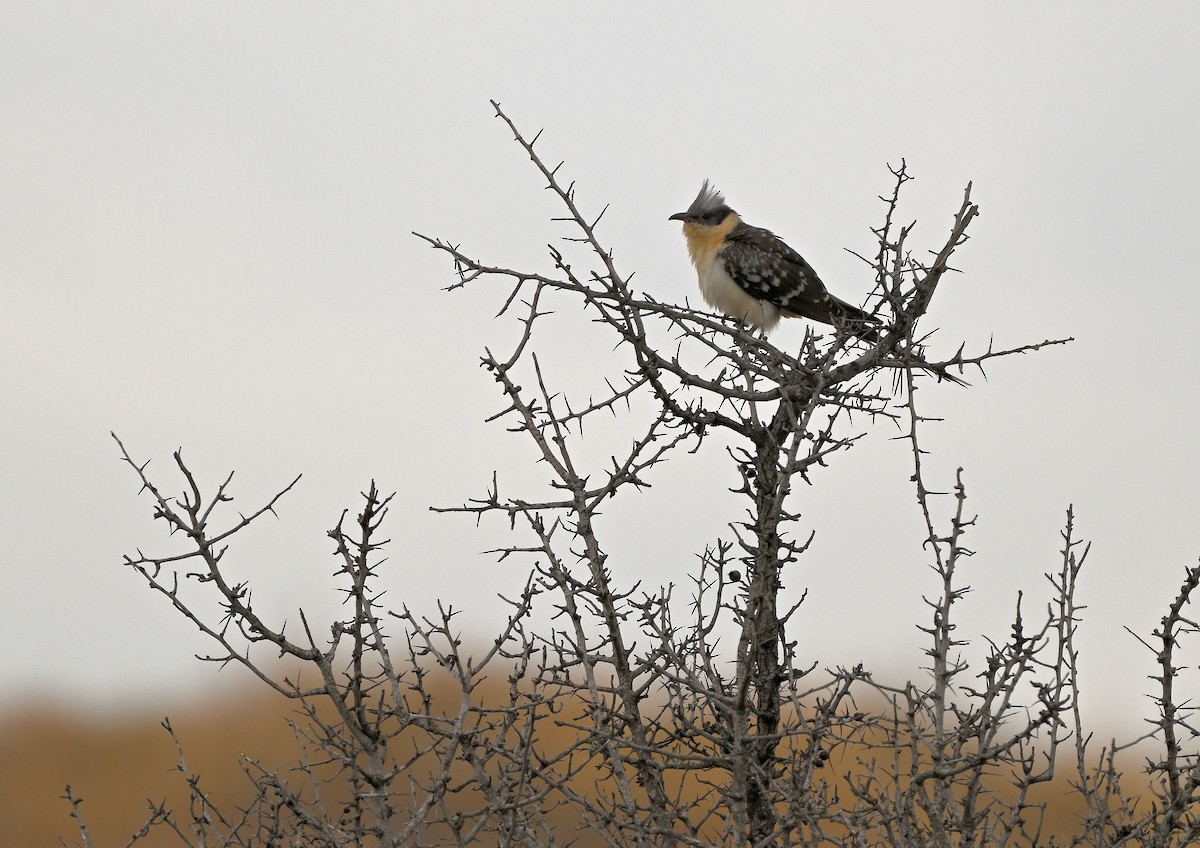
xmin=3 ymin=4 xmax=1199 ymax=732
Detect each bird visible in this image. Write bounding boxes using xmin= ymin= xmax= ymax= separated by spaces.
xmin=669 ymin=181 xmax=880 ymax=341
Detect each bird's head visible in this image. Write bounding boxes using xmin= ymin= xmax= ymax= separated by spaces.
xmin=669 ymin=180 xmax=737 ymax=227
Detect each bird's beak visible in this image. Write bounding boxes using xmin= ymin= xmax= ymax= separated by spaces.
xmin=668 ymin=212 xmax=690 ymax=222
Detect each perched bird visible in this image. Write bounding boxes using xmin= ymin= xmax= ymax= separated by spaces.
xmin=670 ymin=181 xmax=880 ymax=340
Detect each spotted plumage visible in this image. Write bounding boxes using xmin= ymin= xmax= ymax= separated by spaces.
xmin=669 ymin=181 xmax=879 ymax=340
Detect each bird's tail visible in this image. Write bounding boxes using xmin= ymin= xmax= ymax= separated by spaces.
xmin=828 ymin=298 xmax=881 ymax=343
xmin=828 ymin=302 xmax=968 ymax=385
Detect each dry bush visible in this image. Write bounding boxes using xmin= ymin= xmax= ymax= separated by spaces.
xmin=65 ymin=103 xmax=1200 ymax=848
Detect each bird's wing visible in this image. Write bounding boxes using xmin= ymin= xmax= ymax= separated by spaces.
xmin=721 ymin=226 xmax=831 ymax=316
xmin=722 ymin=224 xmax=880 ymax=336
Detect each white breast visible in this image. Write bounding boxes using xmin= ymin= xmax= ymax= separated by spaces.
xmin=699 ymin=256 xmax=781 ymax=332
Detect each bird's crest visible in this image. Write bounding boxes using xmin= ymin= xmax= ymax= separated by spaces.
xmin=686 ymin=180 xmax=731 ymax=217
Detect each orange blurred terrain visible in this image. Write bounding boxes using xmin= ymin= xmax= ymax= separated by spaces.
xmin=1 ymin=689 xmax=304 ymax=847
xmin=0 ymin=682 xmax=1148 ymax=846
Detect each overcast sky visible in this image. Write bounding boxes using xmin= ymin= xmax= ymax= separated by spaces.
xmin=4 ymin=4 xmax=1199 ymax=734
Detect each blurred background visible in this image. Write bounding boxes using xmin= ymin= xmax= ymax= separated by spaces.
xmin=3 ymin=3 xmax=1199 ymax=842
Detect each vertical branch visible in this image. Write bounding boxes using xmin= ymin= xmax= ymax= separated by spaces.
xmin=59 ymin=787 xmax=97 ymax=848
xmin=1150 ymin=563 xmax=1200 ymax=846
